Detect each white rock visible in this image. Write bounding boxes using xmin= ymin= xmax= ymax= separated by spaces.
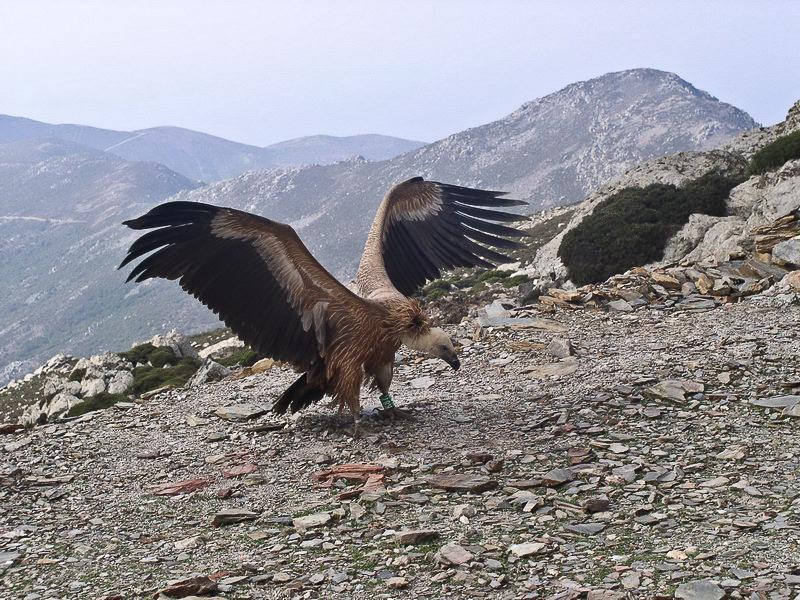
xmin=436 ymin=543 xmax=473 ymax=565
xmin=46 ymin=393 xmax=81 ymax=418
xmin=199 ymin=336 xmax=245 ymax=359
xmin=293 ymin=512 xmax=331 ymax=530
xmin=508 ymin=542 xmax=546 ymax=557
xmin=89 ymin=352 xmax=121 ymax=367
xmin=675 ymin=579 xmax=724 ymax=600
xmin=409 ymin=376 xmax=435 ymax=389
xmin=772 ymin=237 xmax=800 ymax=267
xmin=80 ymin=378 xmax=106 ymax=398
xmin=148 ymin=330 xmax=198 ymax=359
xmin=186 ymin=360 xmax=230 ymax=388
xmin=107 ymin=370 xmax=134 ymax=395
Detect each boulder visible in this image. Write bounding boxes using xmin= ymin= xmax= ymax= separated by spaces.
xmin=199 ymin=336 xmax=245 ymax=360
xmin=20 ymin=392 xmax=81 ymax=425
xmin=783 ymin=270 xmax=800 ymax=292
xmin=186 ymin=360 xmax=231 ymax=388
xmin=80 ymin=378 xmax=106 ymax=398
xmin=149 ymin=330 xmax=198 ymax=359
xmin=772 ymin=237 xmax=800 ymax=267
xmin=107 ymin=370 xmax=134 ymax=395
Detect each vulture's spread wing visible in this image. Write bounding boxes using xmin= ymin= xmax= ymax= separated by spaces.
xmin=120 ymin=201 xmax=382 ymax=372
xmin=356 ymin=178 xmax=528 ymax=297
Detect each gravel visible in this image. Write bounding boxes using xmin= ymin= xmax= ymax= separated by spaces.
xmin=2 ymin=299 xmax=800 ymax=598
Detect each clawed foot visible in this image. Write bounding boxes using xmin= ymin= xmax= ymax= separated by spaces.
xmin=367 ymin=406 xmax=417 ymax=422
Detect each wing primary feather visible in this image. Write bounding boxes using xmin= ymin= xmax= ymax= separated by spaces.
xmin=456 ymin=212 xmax=531 ymax=237
xmin=452 ymin=204 xmax=530 ymax=222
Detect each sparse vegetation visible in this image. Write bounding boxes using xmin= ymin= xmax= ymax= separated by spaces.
xmin=130 ymin=357 xmax=201 ymax=395
xmin=68 ymin=368 xmax=86 ymax=382
xmin=747 ymin=130 xmax=800 ymax=175
xmin=216 ymin=346 xmax=260 ymax=367
xmin=65 ymin=392 xmax=129 ymax=418
xmin=419 ymin=268 xmax=530 ymax=301
xmin=558 ymin=172 xmax=742 ymax=285
xmin=119 ymin=342 xmax=179 ymax=368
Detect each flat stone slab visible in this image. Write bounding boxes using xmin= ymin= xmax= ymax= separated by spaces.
xmin=508 ymin=542 xmax=546 ymax=557
xmin=542 ymin=468 xmax=574 ymax=487
xmin=0 ymin=551 xmax=21 ymax=566
xmin=436 ymin=543 xmax=473 ymax=565
xmin=644 ymin=379 xmax=703 ymax=403
xmin=394 ymin=529 xmax=440 ymax=545
xmin=524 ymin=357 xmax=579 ymax=378
xmin=293 ymin=512 xmax=332 ymax=530
xmin=675 ymin=579 xmax=725 ymax=600
xmin=565 ymin=522 xmax=607 ymax=535
xmin=476 ymin=316 xmax=568 ymax=332
xmin=426 ymin=473 xmax=498 ymax=493
xmin=751 ymin=395 xmax=800 ymax=408
xmin=211 ymin=508 xmax=259 ymax=526
xmin=213 ymin=403 xmax=271 ymax=421
xmin=409 ymin=376 xmax=435 ymax=389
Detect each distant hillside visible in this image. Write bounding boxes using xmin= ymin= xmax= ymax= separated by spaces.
xmin=264 ymin=134 xmax=424 ymax=166
xmin=170 ymin=69 xmax=758 ymax=279
xmin=0 ymin=140 xmax=210 ymax=384
xmin=0 ymin=115 xmax=425 ymax=182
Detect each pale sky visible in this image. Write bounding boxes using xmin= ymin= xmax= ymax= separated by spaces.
xmin=1 ymin=0 xmax=798 ymax=146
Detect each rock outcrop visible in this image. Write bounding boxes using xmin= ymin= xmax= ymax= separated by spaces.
xmin=527 ymin=100 xmax=800 ymax=286
xmin=13 ymin=353 xmax=135 ymax=426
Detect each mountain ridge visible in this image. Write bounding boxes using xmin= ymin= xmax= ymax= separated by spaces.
xmin=0 ymin=115 xmax=426 ymax=182
xmin=171 ymin=69 xmax=757 ymax=280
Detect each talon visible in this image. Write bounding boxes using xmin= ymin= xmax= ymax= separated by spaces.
xmin=376 ymin=406 xmax=416 ymax=421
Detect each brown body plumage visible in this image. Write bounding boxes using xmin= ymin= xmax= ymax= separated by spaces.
xmin=120 ymin=177 xmax=527 ymax=418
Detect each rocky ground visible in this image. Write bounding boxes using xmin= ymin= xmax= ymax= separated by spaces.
xmin=2 ymin=295 xmax=800 ymax=599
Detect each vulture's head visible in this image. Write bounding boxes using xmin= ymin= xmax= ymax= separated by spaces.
xmin=404 ymin=326 xmax=460 ymax=371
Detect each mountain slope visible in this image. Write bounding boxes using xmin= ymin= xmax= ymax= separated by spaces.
xmin=171 ymin=69 xmax=757 ymax=279
xmin=0 ymin=140 xmax=211 ymax=384
xmin=527 ymin=100 xmax=800 ymax=287
xmin=263 ymin=133 xmax=424 ymax=166
xmin=0 ymin=115 xmax=425 ymax=182
xmin=0 ymin=69 xmax=758 ymax=384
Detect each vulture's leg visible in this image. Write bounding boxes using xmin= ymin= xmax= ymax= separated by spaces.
xmin=373 ymin=362 xmax=415 ymax=421
xmin=338 ymin=372 xmax=364 ymax=438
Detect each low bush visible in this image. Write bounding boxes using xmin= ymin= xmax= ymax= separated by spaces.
xmin=68 ymin=368 xmax=86 ymax=382
xmin=559 ymin=173 xmax=741 ymax=285
xmin=419 ymin=268 xmax=529 ymax=300
xmin=130 ymin=357 xmax=201 ymax=395
xmin=748 ymin=130 xmax=800 ymax=176
xmin=119 ymin=342 xmax=178 ymax=368
xmin=66 ymin=392 xmax=129 ymax=418
xmin=217 ymin=347 xmax=260 ymax=367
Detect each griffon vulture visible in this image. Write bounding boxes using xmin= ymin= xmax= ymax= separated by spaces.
xmin=120 ymin=177 xmax=527 ymax=423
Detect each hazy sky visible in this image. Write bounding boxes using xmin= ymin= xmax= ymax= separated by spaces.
xmin=1 ymin=1 xmax=798 ymax=146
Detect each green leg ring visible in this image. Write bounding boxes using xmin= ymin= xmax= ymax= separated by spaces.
xmin=379 ymin=393 xmax=395 ymax=410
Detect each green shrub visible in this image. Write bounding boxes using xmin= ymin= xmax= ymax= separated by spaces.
xmin=131 ymin=357 xmax=201 ymax=395
xmin=148 ymin=347 xmax=178 ymax=368
xmin=217 ymin=347 xmax=260 ymax=367
xmin=68 ymin=368 xmax=86 ymax=382
xmin=119 ymin=342 xmax=178 ymax=367
xmin=66 ymin=392 xmax=129 ymax=417
xmin=423 ymin=288 xmax=448 ymax=301
xmin=119 ymin=342 xmax=157 ymax=365
xmin=559 ymin=173 xmax=741 ymax=285
xmin=748 ymin=130 xmax=800 ymax=176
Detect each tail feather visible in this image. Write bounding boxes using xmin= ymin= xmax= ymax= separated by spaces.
xmin=273 ymin=373 xmax=325 ymax=414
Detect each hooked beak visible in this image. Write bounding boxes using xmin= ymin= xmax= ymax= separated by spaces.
xmin=444 ymin=354 xmax=460 ymax=371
